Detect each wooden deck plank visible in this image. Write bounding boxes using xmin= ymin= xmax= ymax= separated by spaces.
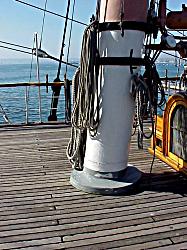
xmin=0 ymin=125 xmax=186 ymax=249
xmin=149 ymin=242 xmax=187 ymax=250
xmin=61 ymin=218 xmax=186 ymax=248
xmin=73 ymin=230 xmax=187 ymax=250
xmin=1 ymin=197 xmax=186 ymax=223
xmin=1 ymin=205 xmax=185 ymax=228
xmin=0 ymin=237 xmax=62 ymax=250
xmin=171 ymin=233 xmax=187 ymax=244
xmin=109 ymin=239 xmax=173 ymax=250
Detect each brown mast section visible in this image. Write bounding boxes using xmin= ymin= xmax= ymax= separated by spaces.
xmin=99 ymin=0 xmax=148 ymax=22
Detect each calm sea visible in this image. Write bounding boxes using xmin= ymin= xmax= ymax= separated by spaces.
xmin=0 ymin=59 xmax=184 ymax=124
xmin=0 ymin=59 xmax=77 ymax=124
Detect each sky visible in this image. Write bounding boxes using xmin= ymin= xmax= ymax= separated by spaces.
xmin=0 ymin=0 xmax=97 ymax=60
xmin=0 ymin=0 xmax=186 ymax=61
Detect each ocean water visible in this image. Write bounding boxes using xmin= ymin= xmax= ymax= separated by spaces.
xmin=0 ymin=59 xmax=78 ymax=124
xmin=0 ymin=59 xmax=184 ymax=124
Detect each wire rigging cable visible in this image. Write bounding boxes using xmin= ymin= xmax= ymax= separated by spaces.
xmin=0 ymin=40 xmax=32 ymax=50
xmin=25 ymin=33 xmax=42 ymax=124
xmin=64 ymin=0 xmax=76 ymax=122
xmin=65 ymin=0 xmax=76 ymax=75
xmin=103 ymin=0 xmax=109 ymax=22
xmin=48 ymin=0 xmax=72 ymax=122
xmin=0 ymin=45 xmax=32 ymax=55
xmin=25 ymin=36 xmax=36 ymax=124
xmin=162 ymin=51 xmax=187 ymax=63
xmin=96 ymin=0 xmax=101 ymax=20
xmin=56 ymin=0 xmax=71 ymax=81
xmin=39 ymin=0 xmax=48 ymax=49
xmin=15 ymin=0 xmax=87 ymax=26
xmin=0 ymin=41 xmax=78 ymax=68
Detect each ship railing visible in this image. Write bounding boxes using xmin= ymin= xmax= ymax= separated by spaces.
xmin=0 ymin=81 xmax=71 ymax=127
xmin=0 ymin=76 xmax=185 ymax=127
xmin=161 ymin=76 xmax=186 ymax=95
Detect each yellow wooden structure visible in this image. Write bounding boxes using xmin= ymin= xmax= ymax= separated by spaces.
xmin=149 ymin=92 xmax=187 ymax=175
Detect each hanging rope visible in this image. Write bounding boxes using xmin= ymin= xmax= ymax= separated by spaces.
xmin=66 ymin=20 xmax=99 ymax=170
xmin=131 ymin=73 xmax=154 ymax=141
xmin=71 ymin=20 xmax=99 ymax=135
xmin=131 ymin=62 xmax=166 ymax=149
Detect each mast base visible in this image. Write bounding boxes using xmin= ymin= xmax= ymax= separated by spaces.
xmin=48 ymin=115 xmax=57 ymax=121
xmin=70 ymin=165 xmax=142 ymax=195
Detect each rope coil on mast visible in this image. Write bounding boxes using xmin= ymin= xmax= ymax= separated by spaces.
xmin=67 ymin=20 xmax=100 ymax=170
xmin=71 ymin=21 xmax=99 ymax=134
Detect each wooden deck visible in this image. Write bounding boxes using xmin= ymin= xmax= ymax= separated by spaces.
xmin=0 ymin=125 xmax=186 ymax=250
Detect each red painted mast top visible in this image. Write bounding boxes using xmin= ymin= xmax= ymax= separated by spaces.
xmin=99 ymin=0 xmax=148 ymax=23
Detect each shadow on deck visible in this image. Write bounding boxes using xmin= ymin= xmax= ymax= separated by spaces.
xmin=140 ymin=172 xmax=187 ymax=196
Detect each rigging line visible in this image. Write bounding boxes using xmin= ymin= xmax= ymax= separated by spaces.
xmin=0 ymin=44 xmax=78 ymax=68
xmin=48 ymin=54 xmax=78 ymax=68
xmin=34 ymin=33 xmax=42 ymax=123
xmin=14 ymin=0 xmax=87 ymax=26
xmin=26 ymin=36 xmax=35 ymax=124
xmin=0 ymin=45 xmax=32 ymax=55
xmin=65 ymin=0 xmax=76 ymax=74
xmin=0 ymin=40 xmax=32 ymax=50
xmin=162 ymin=51 xmax=187 ymax=63
xmin=56 ymin=0 xmax=71 ymax=81
xmin=29 ymin=36 xmax=36 ymax=84
xmin=168 ymin=31 xmax=187 ymax=39
xmin=103 ymin=0 xmax=108 ymax=22
xmin=39 ymin=0 xmax=48 ymax=49
xmin=96 ymin=0 xmax=101 ymax=20
xmin=168 ymin=29 xmax=187 ymax=37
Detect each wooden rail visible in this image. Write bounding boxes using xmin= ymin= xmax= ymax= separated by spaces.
xmin=0 ymin=82 xmax=67 ymax=88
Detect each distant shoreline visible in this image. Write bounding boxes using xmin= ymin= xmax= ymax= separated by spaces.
xmin=0 ymin=58 xmax=79 ymax=65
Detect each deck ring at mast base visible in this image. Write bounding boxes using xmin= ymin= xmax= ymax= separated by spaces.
xmin=70 ymin=165 xmax=142 ymax=195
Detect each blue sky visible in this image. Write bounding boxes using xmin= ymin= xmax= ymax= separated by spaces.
xmin=0 ymin=0 xmax=97 ymax=59
xmin=0 ymin=0 xmax=186 ymax=60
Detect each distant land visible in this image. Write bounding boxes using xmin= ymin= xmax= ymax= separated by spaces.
xmin=0 ymin=54 xmax=184 ymax=65
xmin=0 ymin=58 xmax=79 ymax=65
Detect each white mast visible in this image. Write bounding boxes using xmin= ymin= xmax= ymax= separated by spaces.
xmin=70 ymin=0 xmax=148 ymax=194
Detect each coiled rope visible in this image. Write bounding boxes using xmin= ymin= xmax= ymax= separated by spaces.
xmin=131 ymin=64 xmax=166 ymax=148
xmin=66 ymin=20 xmax=99 ymax=170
